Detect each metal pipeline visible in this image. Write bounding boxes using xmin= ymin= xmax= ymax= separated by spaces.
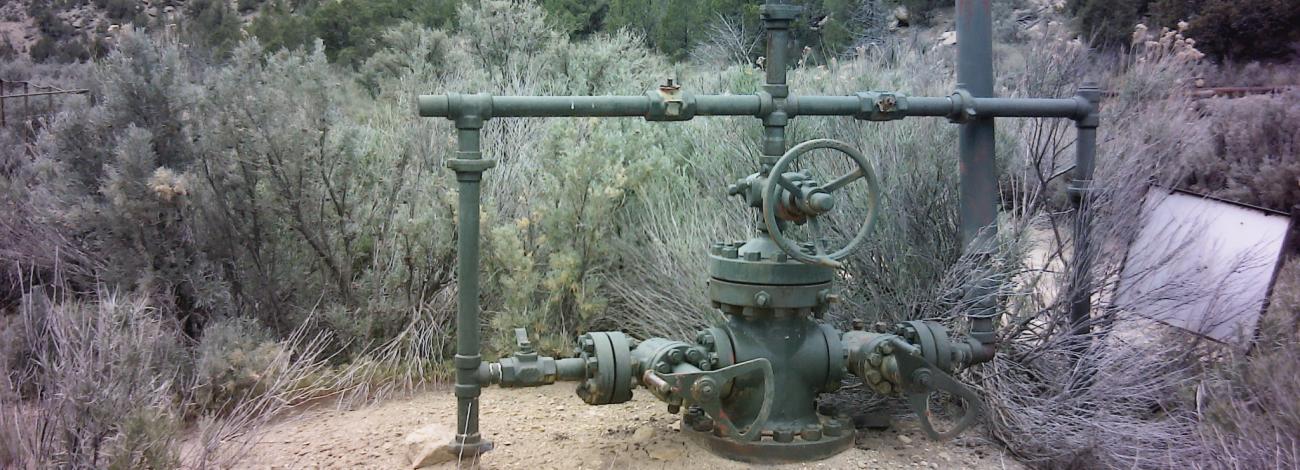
xmin=1069 ymin=83 xmax=1101 ymax=341
xmin=419 ymin=93 xmax=1089 ymax=121
xmin=445 ymin=96 xmax=496 ymax=455
xmin=956 ymin=0 xmax=999 ymax=348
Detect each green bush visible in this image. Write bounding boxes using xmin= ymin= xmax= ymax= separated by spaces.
xmin=190 ymin=317 xmax=285 ymax=415
xmin=1184 ymin=0 xmax=1300 ymax=61
xmin=1070 ymin=0 xmax=1147 ymax=48
xmin=1179 ymin=90 xmax=1300 ymax=212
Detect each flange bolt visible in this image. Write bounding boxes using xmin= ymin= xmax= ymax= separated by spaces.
xmin=754 ymin=291 xmax=771 ymax=307
xmin=686 ymin=348 xmax=705 ymax=365
xmin=667 ymin=349 xmax=685 ymax=364
xmin=824 ymin=419 xmax=845 ymax=437
xmin=774 ymin=429 xmax=795 ymax=443
xmin=803 ymin=424 xmax=823 ymax=441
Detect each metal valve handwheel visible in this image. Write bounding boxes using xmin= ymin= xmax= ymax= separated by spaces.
xmin=763 ymin=138 xmax=881 ymax=268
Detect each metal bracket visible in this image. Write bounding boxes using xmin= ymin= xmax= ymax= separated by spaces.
xmin=446 ymin=158 xmax=497 ymax=174
xmin=947 ymin=88 xmax=978 ymax=123
xmin=854 ymin=91 xmax=909 ymax=121
xmin=646 ymin=79 xmax=696 ymax=121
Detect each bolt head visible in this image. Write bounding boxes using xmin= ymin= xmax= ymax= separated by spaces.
xmin=667 ymin=349 xmax=684 ymax=364
xmin=803 ymin=424 xmax=823 ymax=441
xmin=824 ymin=419 xmax=844 ymax=437
xmin=686 ymin=348 xmax=705 ymax=364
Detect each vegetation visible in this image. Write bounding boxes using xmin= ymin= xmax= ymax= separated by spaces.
xmin=0 ymin=0 xmax=1296 ymax=468
xmin=1070 ymin=0 xmax=1300 ymax=60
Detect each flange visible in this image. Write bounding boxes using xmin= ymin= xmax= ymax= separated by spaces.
xmin=680 ymin=415 xmax=855 ymax=464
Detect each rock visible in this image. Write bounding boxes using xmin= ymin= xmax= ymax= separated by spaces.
xmin=938 ymin=451 xmax=952 ymax=461
xmin=893 ymin=6 xmax=910 ymax=24
xmin=630 ymin=426 xmax=656 ymax=444
xmin=897 ymin=434 xmax=913 ymax=444
xmin=940 ymin=31 xmax=958 ymax=46
xmin=403 ymin=424 xmax=456 ymax=469
xmin=911 ymin=455 xmax=923 ymax=463
xmin=647 ymin=444 xmax=680 ymax=461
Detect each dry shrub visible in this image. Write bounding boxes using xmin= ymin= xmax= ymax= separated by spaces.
xmin=974 ymin=24 xmax=1220 ymax=469
xmin=0 ymin=284 xmax=353 ymax=468
xmin=1195 ymin=261 xmax=1300 ymax=469
xmin=1 ymin=289 xmax=185 ymax=469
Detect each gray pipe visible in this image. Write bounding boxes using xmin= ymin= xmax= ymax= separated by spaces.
xmin=956 ymin=0 xmax=999 ymax=345
xmin=1069 ymin=83 xmax=1101 ymax=342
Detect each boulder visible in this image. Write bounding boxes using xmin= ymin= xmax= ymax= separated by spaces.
xmin=403 ymin=423 xmax=457 ymax=469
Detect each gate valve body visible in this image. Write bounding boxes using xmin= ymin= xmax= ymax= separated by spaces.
xmin=843 ymin=320 xmax=987 ymax=440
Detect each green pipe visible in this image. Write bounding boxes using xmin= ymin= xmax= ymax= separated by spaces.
xmin=760 ymin=1 xmax=800 ymax=165
xmin=970 ymin=98 xmax=1088 ymax=118
xmin=697 ymin=95 xmax=763 ymax=116
xmin=1069 ymin=83 xmax=1101 ymax=341
xmin=956 ymin=0 xmax=999 ymax=344
xmin=419 ymin=93 xmax=1089 ymax=121
xmin=451 ymin=121 xmax=490 ymax=452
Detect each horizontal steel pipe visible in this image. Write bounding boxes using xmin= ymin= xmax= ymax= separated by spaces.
xmin=419 ymin=93 xmax=1089 ymax=121
xmin=491 ymin=95 xmax=649 ymax=117
xmin=695 ymin=94 xmax=762 ymax=116
xmin=971 ymin=97 xmax=1087 ymax=118
xmin=901 ymin=97 xmax=956 ymax=116
xmin=791 ymin=96 xmax=861 ymax=116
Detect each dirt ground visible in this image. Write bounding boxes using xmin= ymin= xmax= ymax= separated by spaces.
xmin=243 ymin=384 xmax=1024 ymax=469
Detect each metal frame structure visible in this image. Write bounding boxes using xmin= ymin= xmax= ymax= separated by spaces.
xmin=417 ymin=0 xmax=1100 ymax=463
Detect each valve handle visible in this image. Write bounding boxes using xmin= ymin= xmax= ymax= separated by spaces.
xmin=650 ymin=358 xmax=774 ymax=441
xmin=894 ymin=350 xmax=985 ymax=441
xmin=762 ymin=138 xmax=881 ymax=268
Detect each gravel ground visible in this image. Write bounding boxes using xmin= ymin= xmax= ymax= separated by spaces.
xmin=242 ymin=384 xmax=1024 ymax=469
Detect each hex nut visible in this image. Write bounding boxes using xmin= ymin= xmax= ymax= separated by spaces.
xmin=667 ymin=349 xmax=685 ymax=364
xmin=803 ymin=424 xmax=823 ymax=441
xmin=824 ymin=419 xmax=844 ymax=437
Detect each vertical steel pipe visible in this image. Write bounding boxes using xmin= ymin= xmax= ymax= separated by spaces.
xmin=956 ymin=0 xmax=999 ymax=343
xmin=1069 ymin=83 xmax=1101 ymax=341
xmin=760 ymin=1 xmax=799 ymax=166
xmin=449 ymin=116 xmax=492 ymax=454
xmin=956 ymin=0 xmax=997 ymax=249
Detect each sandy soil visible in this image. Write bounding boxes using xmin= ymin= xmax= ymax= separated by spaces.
xmin=243 ymin=384 xmax=1024 ymax=470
